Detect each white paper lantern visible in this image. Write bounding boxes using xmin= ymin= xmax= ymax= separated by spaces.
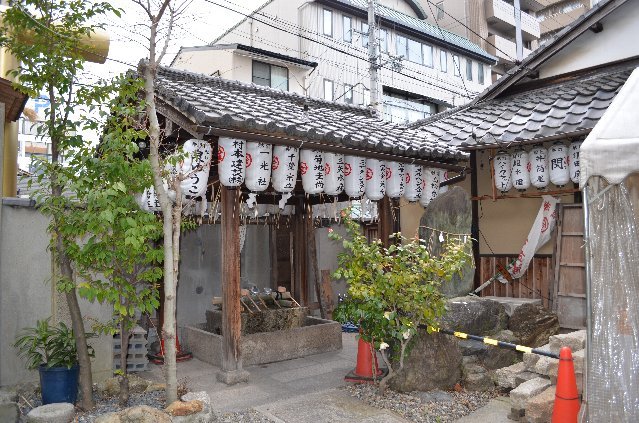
xmin=569 ymin=141 xmax=582 ymax=184
xmin=324 ymin=153 xmax=345 ymax=196
xmin=529 ymin=146 xmax=549 ymax=189
xmin=438 ymin=169 xmax=449 ymax=194
xmin=271 ymin=145 xmax=299 ymax=193
xmin=404 ymin=164 xmax=424 ymax=202
xmin=181 ymin=139 xmax=212 ymax=198
xmin=344 ymin=155 xmax=366 ymax=198
xmin=420 ymin=167 xmax=440 ymax=207
xmin=385 ymin=161 xmax=405 ymax=199
xmin=364 ymin=159 xmax=385 ymax=201
xmin=300 ymin=149 xmax=324 ymax=195
xmin=218 ymin=137 xmax=245 ymax=187
xmin=245 ymin=142 xmax=272 ymax=192
xmin=548 ymin=143 xmax=569 ymax=187
xmin=511 ymin=148 xmax=530 ymax=191
xmin=493 ymin=150 xmax=513 ymax=193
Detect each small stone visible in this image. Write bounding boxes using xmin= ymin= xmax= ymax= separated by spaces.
xmin=464 ymin=372 xmax=495 ymax=391
xmin=145 ymin=382 xmax=167 ymax=393
xmin=94 ymin=413 xmax=120 ymax=423
xmin=0 ymin=402 xmax=19 ymax=423
xmin=508 ymin=406 xmax=525 ymax=421
xmin=128 ymin=375 xmax=151 ymax=394
xmin=464 ymin=363 xmax=487 ymax=374
xmin=165 ymin=400 xmax=203 ymax=416
xmin=525 ymin=386 xmax=555 ymax=423
xmin=510 ymin=377 xmax=552 ymax=409
xmin=181 ymin=391 xmax=211 ymax=408
xmin=97 ymin=377 xmax=120 ymax=397
xmin=26 ymin=403 xmax=75 ymax=423
xmin=414 ymin=390 xmax=454 ymax=403
xmin=493 ymin=362 xmax=526 ymax=389
xmin=549 ymin=330 xmax=586 ymax=355
xmin=174 ymin=391 xmax=213 ymax=423
xmin=118 ymin=405 xmax=171 ymax=423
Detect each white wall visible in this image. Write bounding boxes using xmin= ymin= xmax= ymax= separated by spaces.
xmin=540 ymin=0 xmax=639 ymax=79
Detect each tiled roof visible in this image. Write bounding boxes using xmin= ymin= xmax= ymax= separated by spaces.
xmin=154 ymin=65 xmax=467 ymax=162
xmin=411 ymin=64 xmax=635 ymax=148
xmin=318 ymin=0 xmax=496 ymax=63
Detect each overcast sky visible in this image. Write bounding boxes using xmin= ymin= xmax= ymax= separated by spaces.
xmin=84 ymin=0 xmax=264 ymax=80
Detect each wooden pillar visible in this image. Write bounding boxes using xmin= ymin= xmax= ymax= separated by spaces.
xmin=470 ymin=151 xmax=481 ymax=290
xmin=216 ymin=186 xmax=249 ymax=385
xmin=378 ymin=196 xmax=393 ymax=247
xmin=293 ymin=198 xmax=308 ymax=305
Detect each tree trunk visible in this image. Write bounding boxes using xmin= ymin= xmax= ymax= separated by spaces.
xmin=118 ymin=310 xmax=130 ymax=407
xmin=52 ymin=187 xmax=94 ymax=410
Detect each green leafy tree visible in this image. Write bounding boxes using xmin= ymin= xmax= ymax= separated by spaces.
xmin=331 ymin=211 xmax=472 ymax=394
xmin=64 ymin=75 xmax=163 ymax=406
xmin=0 ymin=0 xmax=120 ymax=409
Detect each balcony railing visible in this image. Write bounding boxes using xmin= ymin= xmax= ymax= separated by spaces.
xmin=486 ymin=34 xmax=532 ymax=63
xmin=485 ymin=0 xmax=541 ymax=41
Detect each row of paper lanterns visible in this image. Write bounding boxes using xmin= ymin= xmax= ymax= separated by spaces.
xmin=493 ymin=141 xmax=581 ymax=193
xmin=218 ymin=137 xmax=448 ymax=208
xmin=139 ymin=138 xmax=450 ymax=212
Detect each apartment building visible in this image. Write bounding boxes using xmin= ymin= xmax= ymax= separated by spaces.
xmin=17 ymin=96 xmax=52 ymax=174
xmin=534 ymin=0 xmax=593 ymax=43
xmin=171 ymin=0 xmax=496 ymax=124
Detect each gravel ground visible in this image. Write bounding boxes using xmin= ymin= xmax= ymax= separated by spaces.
xmin=344 ymin=384 xmax=503 ymax=423
xmin=18 ymin=388 xmax=274 ymax=423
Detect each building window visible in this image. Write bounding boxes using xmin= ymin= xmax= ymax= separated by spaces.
xmin=344 ymin=84 xmax=353 ymax=104
xmin=324 ymin=79 xmax=334 ymax=101
xmin=383 ymin=91 xmax=437 ymax=124
xmin=362 ymin=22 xmax=369 ymax=47
xmin=323 ymin=9 xmax=333 ymax=37
xmin=379 ymin=28 xmax=388 ymax=53
xmin=252 ymin=60 xmax=289 ymax=91
xmin=440 ymin=50 xmax=447 ymax=72
xmin=436 ymin=1 xmax=445 ymax=20
xmin=423 ymin=44 xmax=434 ymax=67
xmin=478 ymin=63 xmax=485 ymax=84
xmin=466 ymin=59 xmax=473 ymax=81
xmin=452 ymin=55 xmax=460 ymax=76
xmin=343 ymin=15 xmax=352 ymax=43
xmin=407 ymin=38 xmax=423 ymax=64
xmin=363 ymin=88 xmax=370 ymax=106
xmin=396 ymin=35 xmax=407 ymax=58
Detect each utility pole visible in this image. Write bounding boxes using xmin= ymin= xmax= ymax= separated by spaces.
xmin=514 ymin=0 xmax=523 ymax=62
xmin=367 ymin=0 xmax=381 ymax=114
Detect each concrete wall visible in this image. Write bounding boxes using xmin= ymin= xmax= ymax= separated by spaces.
xmin=539 ymin=0 xmax=639 ymax=79
xmin=177 ymin=224 xmax=271 ymax=329
xmin=0 ymin=200 xmax=113 ymax=387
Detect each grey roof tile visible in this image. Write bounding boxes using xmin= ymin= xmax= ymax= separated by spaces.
xmin=411 ymin=65 xmax=635 ymax=147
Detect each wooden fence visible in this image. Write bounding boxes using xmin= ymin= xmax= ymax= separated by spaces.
xmin=478 ymin=254 xmax=554 ymax=309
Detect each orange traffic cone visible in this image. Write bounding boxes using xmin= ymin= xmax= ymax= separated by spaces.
xmin=552 ymin=347 xmax=580 ymax=423
xmin=345 ymin=336 xmax=387 ymax=383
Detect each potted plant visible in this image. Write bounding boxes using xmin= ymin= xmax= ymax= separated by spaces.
xmin=14 ymin=318 xmax=94 ymax=405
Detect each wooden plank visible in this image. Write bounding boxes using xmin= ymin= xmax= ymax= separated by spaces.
xmin=559 ymin=262 xmax=585 ymax=267
xmin=307 ymin=214 xmax=326 ymax=319
xmin=557 ymin=293 xmax=586 ymax=298
xmin=220 ymin=186 xmax=242 ymax=373
xmin=270 ymin=226 xmax=278 ymax=289
xmin=320 ymin=270 xmax=335 ymax=319
xmin=378 ymin=196 xmax=392 ymax=248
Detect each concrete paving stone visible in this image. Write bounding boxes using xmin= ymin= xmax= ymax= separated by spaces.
xmin=454 ymin=396 xmax=512 ymax=422
xmin=494 ymin=362 xmax=527 ymax=389
xmin=510 ymin=377 xmax=552 ymax=410
xmin=534 ymin=356 xmax=559 ymax=378
xmin=0 ymin=402 xmax=19 ymax=423
xmin=254 ymin=388 xmax=409 ymax=423
xmin=271 ymin=361 xmax=352 ymax=383
xmin=525 ymin=386 xmax=555 ymax=423
xmin=549 ymin=330 xmax=586 ymax=355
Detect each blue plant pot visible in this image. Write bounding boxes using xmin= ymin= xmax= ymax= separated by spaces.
xmin=38 ymin=364 xmax=79 ymax=405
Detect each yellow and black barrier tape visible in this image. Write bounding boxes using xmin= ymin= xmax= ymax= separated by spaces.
xmin=425 ymin=326 xmax=559 ymax=359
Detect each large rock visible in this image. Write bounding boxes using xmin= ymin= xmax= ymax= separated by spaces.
xmin=441 ymin=296 xmax=508 ymax=336
xmin=508 ymin=303 xmax=559 ymax=347
xmin=549 ymin=330 xmax=586 ymax=355
xmin=95 ymin=405 xmax=171 ymax=423
xmin=390 ymin=330 xmax=462 ymax=392
xmin=26 ymin=403 xmax=75 ymax=423
xmin=173 ymin=391 xmax=213 ymax=423
xmin=419 ymin=187 xmax=474 ymax=297
xmin=481 ymin=329 xmax=520 ymax=370
xmin=464 ymin=372 xmax=495 ymax=391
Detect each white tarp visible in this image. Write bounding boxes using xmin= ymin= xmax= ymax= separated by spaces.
xmin=497 ymin=195 xmax=559 ymax=283
xmin=580 ymin=67 xmax=639 ymax=187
